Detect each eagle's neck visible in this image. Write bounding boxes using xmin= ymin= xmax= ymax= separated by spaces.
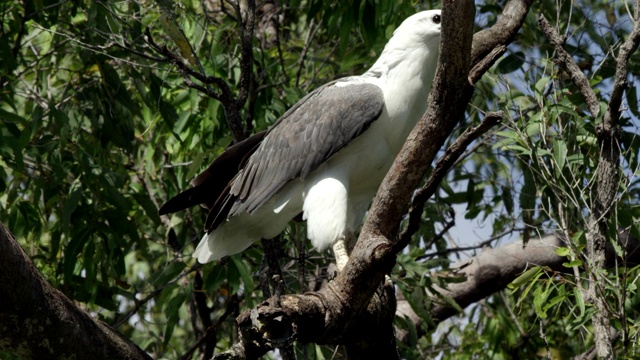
xmin=364 ymin=42 xmax=439 ymax=153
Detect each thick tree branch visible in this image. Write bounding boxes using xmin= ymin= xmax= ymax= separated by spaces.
xmin=396 ymin=232 xmax=640 ymax=343
xmin=469 ymin=0 xmax=534 ymax=81
xmin=0 ymin=222 xmax=152 ymax=360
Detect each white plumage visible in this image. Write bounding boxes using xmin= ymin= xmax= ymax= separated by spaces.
xmin=161 ymin=10 xmax=442 ymax=266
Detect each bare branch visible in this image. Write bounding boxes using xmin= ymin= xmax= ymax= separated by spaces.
xmin=538 ymin=15 xmax=600 ymax=118
xmin=397 ymin=111 xmax=503 ymax=250
xmin=144 ymin=27 xmax=232 ymax=101
xmin=607 ymin=3 xmax=640 ymax=128
xmin=235 ymin=0 xmax=256 ymax=110
xmin=295 ymin=19 xmax=322 ymax=87
xmin=417 ymin=224 xmax=524 ymax=261
xmin=469 ymin=45 xmax=506 ymax=84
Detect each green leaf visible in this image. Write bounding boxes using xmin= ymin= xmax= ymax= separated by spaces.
xmin=610 ymin=236 xmax=625 ymax=258
xmin=62 ymin=179 xmax=83 ymax=233
xmin=63 ymin=227 xmax=91 ymax=283
xmin=542 ymin=293 xmax=566 ymax=313
xmin=562 ymin=259 xmax=582 ymax=268
xmin=149 ymin=261 xmax=186 ymax=286
xmin=502 ymin=185 xmax=514 ymax=213
xmin=495 ymin=51 xmax=525 ymax=74
xmin=164 ymin=292 xmax=188 ymax=346
xmin=553 ymin=138 xmax=568 ymax=176
xmin=204 ymin=264 xmax=227 ymax=291
xmin=0 ymin=34 xmax=18 ymax=73
xmin=399 ymin=284 xmax=431 ymax=323
xmin=535 ymin=76 xmax=551 ymax=95
xmin=508 ymin=266 xmax=542 ymax=290
xmin=555 ymin=247 xmax=570 ymax=257
xmin=520 ymin=161 xmax=536 ymax=212
xmin=230 ymin=255 xmax=254 ymax=295
xmin=533 ymin=282 xmax=552 ymax=319
xmin=133 ymin=192 xmax=162 ymax=226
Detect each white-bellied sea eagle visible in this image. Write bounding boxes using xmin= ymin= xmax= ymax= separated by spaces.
xmin=159 ymin=10 xmax=442 ymax=270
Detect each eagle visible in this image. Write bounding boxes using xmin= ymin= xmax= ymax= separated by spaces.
xmin=159 ymin=10 xmax=442 ymax=270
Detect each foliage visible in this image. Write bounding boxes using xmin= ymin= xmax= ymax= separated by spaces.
xmin=0 ymin=0 xmax=639 ymax=358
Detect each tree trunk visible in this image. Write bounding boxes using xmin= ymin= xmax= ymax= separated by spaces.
xmin=0 ymin=222 xmax=152 ymax=360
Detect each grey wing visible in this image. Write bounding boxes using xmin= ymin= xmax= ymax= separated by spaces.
xmin=229 ymin=80 xmax=385 ymax=215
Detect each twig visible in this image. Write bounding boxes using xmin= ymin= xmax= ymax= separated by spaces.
xmin=417 ymin=225 xmax=522 ymax=261
xmin=295 ymin=18 xmax=322 ymax=87
xmin=234 ymin=0 xmax=256 ymax=110
xmin=395 ymin=111 xmax=503 ymax=252
xmin=11 ymin=4 xmax=30 ymax=58
xmin=581 ymin=5 xmax=640 ymax=358
xmin=469 ymin=45 xmax=506 ymax=84
xmin=181 ymin=293 xmax=241 ymax=360
xmin=259 ymin=237 xmax=295 ymax=358
xmin=539 ymin=321 xmax=551 ymax=360
xmin=144 ymin=27 xmax=232 ymax=102
xmin=112 ymin=263 xmax=201 ymax=328
xmin=507 ymin=291 xmax=527 ymax=333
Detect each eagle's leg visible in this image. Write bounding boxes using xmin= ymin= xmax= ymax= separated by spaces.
xmin=332 ymin=231 xmax=356 ymax=271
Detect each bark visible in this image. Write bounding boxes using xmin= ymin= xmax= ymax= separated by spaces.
xmin=0 ymin=222 xmax=152 ymax=360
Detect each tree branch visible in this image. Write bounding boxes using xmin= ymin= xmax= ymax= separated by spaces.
xmin=607 ymin=0 xmax=640 ymax=128
xmin=144 ymin=0 xmax=259 ymax=142
xmin=397 ymin=111 xmax=503 ymax=250
xmin=0 ymin=222 xmax=152 ymax=360
xmin=144 ymin=27 xmax=232 ymax=102
xmin=537 ymin=15 xmax=600 ymax=118
xmin=469 ymin=0 xmax=534 ymax=80
xmin=396 ymin=231 xmax=640 ymax=343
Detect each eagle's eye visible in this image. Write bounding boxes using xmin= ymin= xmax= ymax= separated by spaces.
xmin=432 ymin=14 xmax=441 ymax=24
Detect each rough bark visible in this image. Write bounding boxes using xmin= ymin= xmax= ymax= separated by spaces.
xmin=0 ymin=222 xmax=152 ymax=360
